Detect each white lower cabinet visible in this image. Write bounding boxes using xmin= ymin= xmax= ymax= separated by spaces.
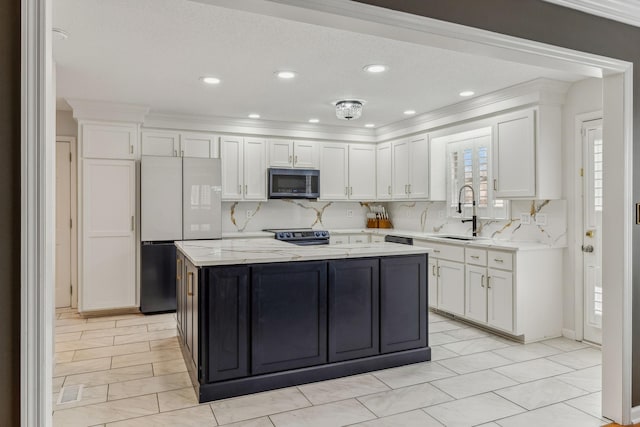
xmin=436 ymin=260 xmax=465 ymax=316
xmin=330 ymin=234 xmax=370 ymax=245
xmin=465 ymin=264 xmax=488 ymax=324
xmin=487 ymin=267 xmax=514 ymax=332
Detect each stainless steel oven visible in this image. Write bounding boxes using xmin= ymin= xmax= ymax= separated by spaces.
xmin=268 ymin=168 xmax=319 ymax=199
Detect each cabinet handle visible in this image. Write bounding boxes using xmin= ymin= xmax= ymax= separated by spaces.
xmin=176 ymin=259 xmax=182 ymax=280
xmin=129 ymin=145 xmax=133 ymax=154
xmin=181 ymin=149 xmax=184 ymax=157
xmin=388 ymin=185 xmax=391 ymax=195
xmin=481 ymin=274 xmax=485 ymax=288
xmin=470 ymin=255 xmax=480 ymax=259
xmin=289 ymin=155 xmax=292 ymax=163
xmin=131 ymin=216 xmax=134 ymax=231
xmin=432 ymin=265 xmax=436 ymax=276
xmin=349 ymin=186 xmax=353 ymax=195
xmin=174 ymin=149 xmax=177 ymax=157
xmin=244 ymin=184 xmax=248 ymax=194
xmin=494 ymin=258 xmax=504 ymax=263
xmin=408 ymin=184 xmax=411 ymax=194
xmin=295 ymin=155 xmax=298 ymax=164
xmin=238 ymin=185 xmax=242 ymax=194
xmin=437 ymin=266 xmax=441 ymax=277
xmin=487 ymin=276 xmax=492 ymax=289
xmin=187 ymin=272 xmax=194 ymax=296
xmin=493 ymin=179 xmax=497 ymax=191
xmin=404 ymin=184 xmax=408 ymax=194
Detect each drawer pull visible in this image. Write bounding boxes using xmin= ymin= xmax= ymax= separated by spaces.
xmin=470 ymin=255 xmax=480 ymax=259
xmin=494 ymin=258 xmax=504 ymax=263
xmin=433 ymin=249 xmax=441 ymax=253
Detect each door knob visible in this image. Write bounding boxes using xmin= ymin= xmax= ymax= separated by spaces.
xmin=582 ymin=245 xmax=594 ymax=253
xmin=585 ymin=230 xmax=595 ymax=238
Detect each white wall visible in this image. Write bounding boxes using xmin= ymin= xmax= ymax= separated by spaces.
xmin=561 ymin=77 xmax=602 ymax=337
xmin=56 ymin=110 xmax=77 ymax=137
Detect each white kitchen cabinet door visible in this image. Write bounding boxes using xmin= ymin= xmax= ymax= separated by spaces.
xmin=180 ymin=133 xmax=214 ymax=158
xmin=141 ymin=131 xmax=180 ymax=157
xmin=437 ymin=259 xmax=465 ymax=316
xmin=82 ymin=122 xmax=137 ymax=159
xmin=428 ymin=258 xmax=438 ymax=309
xmin=293 ymin=141 xmax=318 ymax=168
xmin=221 ymin=136 xmax=244 ymax=200
xmin=465 ymin=265 xmax=487 ymax=324
xmin=391 ymin=139 xmax=409 ymax=198
xmin=376 ymin=142 xmax=392 ymax=200
xmin=488 ymin=268 xmax=514 ymax=332
xmin=348 ymin=144 xmax=376 ymax=200
xmin=320 ymin=143 xmax=349 ymax=200
xmin=493 ymin=109 xmax=536 ymax=198
xmin=82 ymin=159 xmax=136 ymax=311
xmin=408 ymin=134 xmax=429 ymax=199
xmin=268 ymin=139 xmax=294 ymax=168
xmin=243 ymin=138 xmax=267 ymax=200
xmin=429 ymin=134 xmax=446 ymax=201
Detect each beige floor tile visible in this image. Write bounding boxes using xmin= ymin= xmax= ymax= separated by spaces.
xmin=153 ymin=358 xmax=187 ymax=376
xmin=157 ymin=387 xmax=198 ymax=412
xmin=106 ymin=405 xmax=216 ymax=427
xmin=73 ymin=342 xmax=150 ymax=361
xmin=107 ymin=372 xmax=192 ymax=400
xmin=53 ymin=385 xmax=108 ymax=411
xmin=218 ymin=417 xmax=274 ymax=427
xmin=55 ymin=357 xmax=112 ymax=378
xmin=57 ymin=321 xmax=117 ymax=334
xmin=52 ymin=394 xmax=158 ymax=427
xmin=57 ymin=318 xmax=88 ymax=327
xmin=64 ymin=364 xmax=154 ymax=388
xmin=147 ymin=321 xmax=177 ymax=332
xmin=298 ymin=374 xmax=390 ymax=405
xmin=53 ymin=376 xmax=65 ymax=393
xmin=81 ymin=325 xmax=149 ymax=340
xmin=55 ymin=351 xmax=76 ymax=364
xmin=59 ymin=312 xmax=84 ymax=320
xmin=116 ymin=313 xmax=176 ymax=328
xmin=114 ymin=329 xmax=177 ymax=346
xmin=111 ymin=348 xmax=183 ymax=369
xmin=150 ymin=337 xmax=180 ymax=351
xmin=56 ymin=332 xmax=83 ymax=343
xmin=86 ymin=314 xmax=144 ymax=323
xmin=57 ymin=307 xmax=77 ymax=314
xmin=269 ymin=399 xmax=375 ymax=427
xmin=56 ymin=337 xmax=115 ymax=352
xmin=211 ymin=387 xmax=311 ymax=425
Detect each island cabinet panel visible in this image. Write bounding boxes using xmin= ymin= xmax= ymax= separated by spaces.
xmin=202 ymin=266 xmax=249 ymax=383
xmin=328 ymin=258 xmax=380 ymax=362
xmin=380 ymin=255 xmax=427 ymax=353
xmin=251 ymin=261 xmax=328 ymax=375
xmin=185 ymin=259 xmax=199 ymax=371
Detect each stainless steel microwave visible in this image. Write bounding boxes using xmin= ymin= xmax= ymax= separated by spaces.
xmin=268 ymin=168 xmax=320 ymax=199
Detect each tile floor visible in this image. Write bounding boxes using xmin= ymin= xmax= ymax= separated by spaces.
xmin=53 ymin=308 xmax=607 ymax=427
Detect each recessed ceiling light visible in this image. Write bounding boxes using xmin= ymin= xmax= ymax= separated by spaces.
xmin=365 ymin=123 xmax=375 ymax=128
xmin=276 ymin=71 xmax=296 ymax=79
xmin=52 ymin=28 xmax=69 ymax=40
xmin=200 ymin=76 xmax=221 ymax=85
xmin=308 ymin=118 xmax=319 ymax=123
xmin=459 ymin=90 xmax=475 ymax=97
xmin=403 ymin=110 xmax=416 ymax=115
xmin=248 ymin=113 xmax=260 ymax=119
xmin=363 ymin=64 xmax=387 ymax=73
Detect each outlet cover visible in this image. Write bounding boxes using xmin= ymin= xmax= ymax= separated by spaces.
xmin=520 ymin=213 xmax=531 ymax=225
xmin=535 ymin=214 xmax=548 ymax=226
xmin=246 ymin=210 xmax=253 ymax=218
xmin=346 ymin=210 xmax=353 ymax=217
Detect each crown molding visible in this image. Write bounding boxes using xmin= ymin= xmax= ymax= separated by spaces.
xmin=66 ymin=99 xmax=149 ymax=123
xmin=543 ymin=0 xmax=640 ymax=28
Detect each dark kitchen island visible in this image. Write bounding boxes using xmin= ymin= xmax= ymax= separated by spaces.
xmin=175 ymin=239 xmax=431 ymax=403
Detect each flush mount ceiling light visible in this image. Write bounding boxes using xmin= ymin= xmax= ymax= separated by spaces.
xmin=52 ymin=28 xmax=69 ymax=40
xmin=459 ymin=90 xmax=475 ymax=97
xmin=248 ymin=113 xmax=260 ymax=119
xmin=308 ymin=118 xmax=319 ymax=123
xmin=363 ymin=64 xmax=387 ymax=73
xmin=276 ymin=71 xmax=296 ymax=79
xmin=200 ymin=76 xmax=221 ymax=85
xmin=403 ymin=109 xmax=416 ymax=115
xmin=364 ymin=123 xmax=375 ymax=128
xmin=335 ymin=100 xmax=364 ymax=120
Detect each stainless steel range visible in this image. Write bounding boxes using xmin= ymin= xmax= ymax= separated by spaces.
xmin=263 ymin=228 xmax=330 ymax=246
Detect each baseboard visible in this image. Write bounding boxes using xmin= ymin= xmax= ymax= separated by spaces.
xmin=79 ymin=307 xmax=141 ymax=318
xmin=562 ymin=328 xmax=576 ymax=340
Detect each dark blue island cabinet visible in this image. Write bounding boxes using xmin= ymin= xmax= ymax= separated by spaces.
xmin=176 ymin=253 xmax=430 ymax=403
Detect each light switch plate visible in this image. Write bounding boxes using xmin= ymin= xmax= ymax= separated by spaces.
xmin=535 ymin=214 xmax=548 ymax=226
xmin=520 ymin=213 xmax=531 ymax=225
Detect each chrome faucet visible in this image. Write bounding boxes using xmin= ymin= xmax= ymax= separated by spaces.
xmin=457 ymin=184 xmax=478 ymax=237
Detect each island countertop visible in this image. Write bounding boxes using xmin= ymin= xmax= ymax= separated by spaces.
xmin=175 ymin=239 xmax=431 ymax=267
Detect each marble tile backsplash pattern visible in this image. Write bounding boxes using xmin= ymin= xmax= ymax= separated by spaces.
xmin=222 ymin=199 xmax=566 ymax=246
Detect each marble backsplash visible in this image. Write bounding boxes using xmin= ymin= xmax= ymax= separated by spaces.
xmin=388 ymin=199 xmax=567 ymax=246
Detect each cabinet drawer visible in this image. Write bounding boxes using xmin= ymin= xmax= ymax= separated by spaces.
xmin=348 ymin=234 xmax=369 ymax=244
xmin=488 ymin=250 xmax=513 ymax=270
xmin=416 ymin=241 xmax=464 ymax=262
xmin=466 ymin=248 xmax=487 ymax=266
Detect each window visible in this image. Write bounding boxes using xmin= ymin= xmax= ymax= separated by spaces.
xmin=442 ymin=128 xmax=508 ymax=219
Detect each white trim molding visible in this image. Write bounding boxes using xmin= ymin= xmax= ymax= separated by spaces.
xmin=67 ymin=99 xmax=149 ymax=123
xmin=544 ymin=0 xmax=640 ymax=28
xmin=21 ymin=0 xmax=53 ymax=425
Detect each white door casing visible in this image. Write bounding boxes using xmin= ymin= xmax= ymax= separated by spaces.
xmin=55 ymin=141 xmax=72 ymax=308
xmin=583 ymin=118 xmax=603 ymax=345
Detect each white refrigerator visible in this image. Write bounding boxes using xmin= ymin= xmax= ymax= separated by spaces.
xmin=140 ymin=156 xmax=221 ymax=313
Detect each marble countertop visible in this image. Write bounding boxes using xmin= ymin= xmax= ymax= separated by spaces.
xmin=176 ymin=239 xmax=431 ymax=267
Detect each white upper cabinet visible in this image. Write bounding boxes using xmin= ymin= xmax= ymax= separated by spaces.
xmin=180 ymin=132 xmax=215 ymax=158
xmin=268 ymin=139 xmax=318 ymax=168
xmin=141 ymin=131 xmax=180 ymax=157
xmin=492 ymin=106 xmax=561 ymax=199
xmin=391 ymin=139 xmax=409 ymax=198
xmin=320 ymin=143 xmax=349 ymax=200
xmin=221 ymin=136 xmax=267 ymax=201
xmin=376 ymin=142 xmax=392 ymax=200
xmin=391 ymin=134 xmax=429 ymax=200
xmin=82 ymin=122 xmax=137 ymax=159
xmin=348 ymin=144 xmax=376 ymax=200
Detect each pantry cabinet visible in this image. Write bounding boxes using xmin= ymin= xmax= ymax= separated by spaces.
xmin=268 ymin=139 xmax=318 ymax=168
xmin=221 ymin=136 xmax=267 ymax=201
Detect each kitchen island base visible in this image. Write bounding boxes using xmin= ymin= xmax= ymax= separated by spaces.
xmin=175 ymin=240 xmax=430 ymax=403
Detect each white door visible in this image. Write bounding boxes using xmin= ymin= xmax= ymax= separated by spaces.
xmin=465 ymin=265 xmax=487 ymax=323
xmin=487 ymin=268 xmax=514 ymax=332
xmin=408 ymin=134 xmax=429 ymax=199
xmin=348 ymin=144 xmax=376 ymax=200
xmin=437 ymin=260 xmax=465 ymax=316
xmin=320 ymin=143 xmax=349 ymax=200
xmin=391 ymin=139 xmax=409 ymax=198
xmin=55 ymin=141 xmax=72 ymax=308
xmin=243 ymin=138 xmax=267 ymax=200
xmin=376 ymin=142 xmax=392 ymax=200
xmin=293 ymin=141 xmax=318 ymax=168
xmin=269 ymin=139 xmax=293 ymax=167
xmin=582 ymin=119 xmax=603 ymax=344
xmin=221 ymin=136 xmax=244 ymax=200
